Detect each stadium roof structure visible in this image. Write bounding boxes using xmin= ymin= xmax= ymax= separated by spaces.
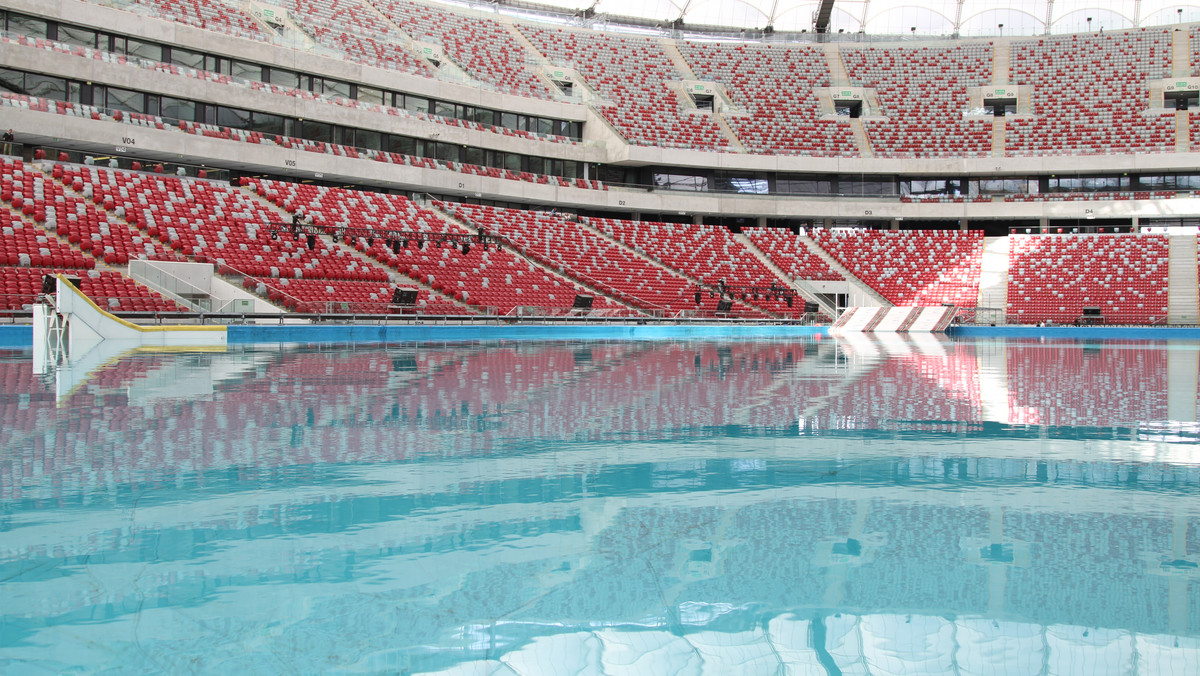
xmin=460 ymin=0 xmax=1200 ymax=37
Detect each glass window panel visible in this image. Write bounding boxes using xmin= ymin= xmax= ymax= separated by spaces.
xmin=26 ymin=74 xmax=67 ymax=101
xmin=169 ymin=47 xmax=205 ymax=69
xmin=404 ymin=95 xmax=429 ymax=115
xmin=7 ymin=14 xmax=48 ymax=38
xmin=268 ymin=68 xmax=299 ymax=90
xmin=125 ymin=39 xmax=162 ymax=61
xmin=231 ymin=61 xmax=263 ymax=82
xmin=160 ymin=97 xmax=195 ymax=122
xmin=302 ymin=119 xmax=333 ymax=142
xmin=464 ymin=146 xmax=484 ymax=166
xmin=0 ymin=68 xmax=23 ymax=94
xmin=654 ymin=173 xmax=708 ymax=191
xmin=390 ymin=135 xmax=416 ymax=155
xmin=357 ymin=85 xmax=384 ymax=106
xmin=322 ymin=79 xmax=351 ymax=99
xmin=537 ymin=118 xmax=554 ymax=135
xmin=57 ymin=25 xmax=98 ymax=48
xmin=356 ymin=129 xmax=382 ymax=150
xmin=500 ymin=112 xmax=519 ymax=130
xmin=502 ymin=153 xmax=522 ymax=171
xmin=216 ymin=106 xmax=250 ymax=129
xmin=777 ymin=178 xmax=833 ymax=194
xmin=250 ymin=111 xmax=285 ymax=136
xmin=433 ymin=101 xmax=456 ymax=118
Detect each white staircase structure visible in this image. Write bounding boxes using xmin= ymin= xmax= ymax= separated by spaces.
xmin=1168 ymin=235 xmax=1199 ymax=325
xmin=977 ymin=236 xmax=1010 ymax=325
xmin=34 ymin=275 xmax=226 ymax=374
xmin=831 ymin=306 xmax=957 ymax=334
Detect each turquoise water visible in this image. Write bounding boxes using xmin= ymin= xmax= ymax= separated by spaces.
xmin=2 ymin=335 xmax=1200 ymax=674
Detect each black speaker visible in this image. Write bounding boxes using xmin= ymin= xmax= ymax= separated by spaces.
xmin=392 ymin=288 xmax=419 ymax=305
xmin=716 ymin=299 xmax=733 ymax=313
xmin=42 ymin=275 xmax=81 ymax=294
xmin=572 ymin=294 xmax=593 ymax=310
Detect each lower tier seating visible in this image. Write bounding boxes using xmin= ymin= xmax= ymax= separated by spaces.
xmin=809 ymin=229 xmax=984 ymax=306
xmin=0 ymin=267 xmax=184 ymax=312
xmin=744 ymin=228 xmax=842 ymax=281
xmin=1007 ymin=234 xmax=1168 ymax=325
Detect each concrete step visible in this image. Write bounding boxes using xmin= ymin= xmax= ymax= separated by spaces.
xmin=850 ymin=119 xmax=873 ymax=158
xmin=1175 ymin=28 xmax=1191 ymax=77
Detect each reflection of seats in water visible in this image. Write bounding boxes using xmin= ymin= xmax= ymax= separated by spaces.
xmin=1005 ymin=342 xmax=1169 ymax=426
xmin=804 ymin=341 xmax=984 ymax=430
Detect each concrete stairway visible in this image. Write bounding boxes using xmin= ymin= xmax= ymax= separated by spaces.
xmin=993 ymin=40 xmax=1010 ymax=85
xmin=1168 ymin=234 xmax=1199 ymax=325
xmin=977 ymin=236 xmax=1010 ymax=324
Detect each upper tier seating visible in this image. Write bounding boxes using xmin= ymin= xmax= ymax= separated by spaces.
xmin=1007 ymin=234 xmax=1168 ymax=325
xmin=744 ymin=228 xmax=843 ymax=282
xmin=809 ymin=229 xmax=984 ymax=307
xmin=59 ymin=166 xmax=387 ymax=282
xmin=519 ymin=25 xmax=731 ymax=150
xmin=1008 ymin=31 xmax=1174 ymax=155
xmin=281 ymin=0 xmax=432 ymax=75
xmin=377 ymin=0 xmax=555 ymax=99
xmin=679 ymin=41 xmax=857 ymax=156
xmin=131 ymin=0 xmax=262 ymax=39
xmin=1 ymin=31 xmax=579 ymax=145
xmin=842 ymin=44 xmax=993 ymax=158
xmin=440 ymin=203 xmax=753 ymax=316
xmin=587 ymin=217 xmax=799 ymax=316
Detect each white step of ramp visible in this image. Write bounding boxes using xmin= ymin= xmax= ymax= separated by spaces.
xmin=833 ymin=306 xmax=956 ymax=334
xmin=834 ymin=306 xmax=882 ymax=332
